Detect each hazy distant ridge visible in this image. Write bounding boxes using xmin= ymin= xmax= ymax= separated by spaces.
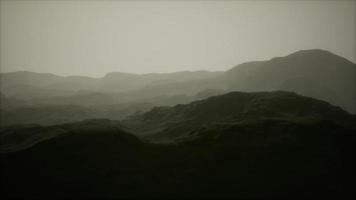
xmin=1 ymin=49 xmax=355 ymax=115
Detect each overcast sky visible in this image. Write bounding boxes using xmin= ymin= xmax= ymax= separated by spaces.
xmin=1 ymin=0 xmax=355 ymax=77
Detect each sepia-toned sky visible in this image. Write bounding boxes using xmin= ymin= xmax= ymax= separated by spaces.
xmin=1 ymin=0 xmax=355 ymax=77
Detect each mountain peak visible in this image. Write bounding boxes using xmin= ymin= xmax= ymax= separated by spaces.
xmin=284 ymin=49 xmax=356 ymax=64
xmin=103 ymin=72 xmax=137 ymax=78
xmin=0 ymin=70 xmax=61 ymax=77
xmin=287 ymin=49 xmax=336 ymax=57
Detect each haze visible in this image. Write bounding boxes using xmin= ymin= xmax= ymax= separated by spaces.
xmin=1 ymin=0 xmax=355 ymax=77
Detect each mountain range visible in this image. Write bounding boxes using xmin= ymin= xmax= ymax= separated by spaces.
xmin=1 ymin=49 xmax=355 ymax=127
xmin=1 ymin=49 xmax=355 ymax=198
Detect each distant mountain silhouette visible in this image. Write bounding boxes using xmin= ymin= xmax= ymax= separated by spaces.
xmin=225 ymin=49 xmax=356 ymax=113
xmin=3 ymin=49 xmax=353 ymax=112
xmin=0 ymin=70 xmax=222 ymax=99
xmin=1 ymin=91 xmax=355 ymax=199
xmin=0 ymin=49 xmax=355 ymax=127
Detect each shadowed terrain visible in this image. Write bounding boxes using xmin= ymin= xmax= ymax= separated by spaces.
xmin=1 ymin=0 xmax=355 ymax=198
xmin=123 ymin=91 xmax=354 ymax=142
xmin=1 ymin=91 xmax=355 ymax=199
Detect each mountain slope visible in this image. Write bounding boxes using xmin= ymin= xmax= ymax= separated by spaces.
xmin=0 ymin=102 xmax=155 ymax=127
xmin=0 ymin=119 xmax=133 ymax=153
xmin=225 ymin=49 xmax=356 ymax=113
xmin=1 ymin=99 xmax=355 ymax=198
xmin=123 ymin=91 xmax=355 ymax=142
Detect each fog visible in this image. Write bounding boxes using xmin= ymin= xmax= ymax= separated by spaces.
xmin=1 ymin=2 xmax=356 ymax=198
xmin=1 ymin=0 xmax=355 ymax=77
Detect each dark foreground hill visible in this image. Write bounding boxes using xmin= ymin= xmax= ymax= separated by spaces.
xmin=1 ymin=119 xmax=354 ymax=199
xmin=1 ymin=91 xmax=355 ymax=199
xmin=123 ymin=91 xmax=355 ymax=142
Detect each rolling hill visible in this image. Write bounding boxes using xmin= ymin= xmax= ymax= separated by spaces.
xmin=1 ymin=91 xmax=355 ymax=199
xmin=0 ymin=70 xmax=222 ymax=99
xmin=123 ymin=91 xmax=355 ymax=142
